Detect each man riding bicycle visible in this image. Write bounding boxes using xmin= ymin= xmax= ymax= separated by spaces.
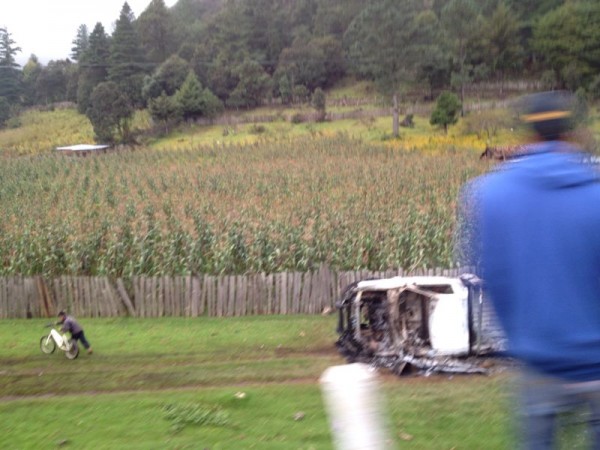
xmin=57 ymin=311 xmax=93 ymax=355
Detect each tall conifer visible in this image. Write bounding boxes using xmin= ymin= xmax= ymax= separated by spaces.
xmin=77 ymin=23 xmax=110 ymax=113
xmin=70 ymin=24 xmax=89 ymax=62
xmin=137 ymin=0 xmax=175 ymax=64
xmin=109 ymin=2 xmax=147 ymax=106
xmin=0 ymin=27 xmax=22 ymax=104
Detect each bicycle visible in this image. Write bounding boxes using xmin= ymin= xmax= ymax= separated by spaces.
xmin=40 ymin=324 xmax=79 ymax=360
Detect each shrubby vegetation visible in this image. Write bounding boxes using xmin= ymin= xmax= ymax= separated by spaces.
xmin=430 ymin=91 xmax=461 ymax=133
xmin=0 ymin=0 xmax=599 ymax=141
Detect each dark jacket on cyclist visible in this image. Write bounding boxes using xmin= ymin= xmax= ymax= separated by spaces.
xmin=59 ymin=315 xmax=83 ymax=335
xmin=57 ymin=311 xmax=92 ymax=353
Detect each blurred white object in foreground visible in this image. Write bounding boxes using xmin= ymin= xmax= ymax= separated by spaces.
xmin=320 ymin=363 xmax=394 ymax=449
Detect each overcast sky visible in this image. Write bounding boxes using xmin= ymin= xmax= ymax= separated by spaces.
xmin=3 ymin=0 xmax=178 ymax=66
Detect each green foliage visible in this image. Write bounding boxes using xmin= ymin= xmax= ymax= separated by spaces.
xmin=290 ymin=112 xmax=304 ymax=124
xmin=312 ymin=87 xmax=327 ymax=122
xmin=430 ymin=91 xmax=461 ymax=133
xmin=176 ymin=71 xmax=204 ymax=120
xmin=345 ymin=0 xmax=424 ymax=96
xmin=573 ymin=87 xmax=589 ymax=124
xmin=533 ymin=1 xmax=600 ymax=90
xmin=174 ymin=70 xmax=224 ymax=121
xmin=312 ymin=88 xmax=326 ymax=112
xmin=292 ymin=84 xmax=309 ymax=104
xmin=201 ymin=88 xmax=225 ymax=120
xmin=344 ymin=0 xmax=439 ymax=136
xmin=441 ymin=0 xmax=483 ymax=111
xmin=11 ymin=0 xmax=600 ymax=113
xmin=414 ymin=11 xmax=451 ymax=98
xmin=313 ymin=0 xmax=365 ymax=38
xmin=506 ymin=0 xmax=563 ymax=26
xmin=540 ymin=69 xmax=558 ymax=90
xmin=77 ymin=23 xmax=110 ymax=114
xmin=87 ymin=81 xmax=134 ymax=143
xmin=276 ymin=35 xmax=345 ymax=92
xmin=481 ymin=3 xmax=522 ymax=86
xmin=589 ymin=75 xmax=600 ymax=101
xmin=0 ymin=27 xmax=22 ymax=104
xmin=148 ymin=91 xmax=181 ymax=133
xmin=70 ymin=24 xmax=89 ymax=62
xmin=109 ymin=2 xmax=147 ymax=107
xmin=21 ymin=55 xmax=43 ymax=106
xmin=0 ymin=97 xmax=10 ymax=127
xmin=35 ymin=59 xmax=75 ymax=104
xmin=142 ymin=54 xmax=189 ymax=102
xmin=136 ymin=0 xmax=176 ymax=64
xmin=277 ymin=74 xmax=293 ymax=105
xmin=227 ymin=59 xmax=272 ymax=109
xmin=7 ymin=0 xmax=600 ymax=114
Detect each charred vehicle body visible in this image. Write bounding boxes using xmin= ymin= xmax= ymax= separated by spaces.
xmin=335 ymin=274 xmax=506 ymax=375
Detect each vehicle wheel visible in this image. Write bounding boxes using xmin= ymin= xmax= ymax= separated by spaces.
xmin=65 ymin=340 xmax=79 ymax=360
xmin=40 ymin=336 xmax=56 ymax=354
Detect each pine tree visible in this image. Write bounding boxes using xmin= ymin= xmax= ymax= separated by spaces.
xmin=77 ymin=23 xmax=110 ymax=113
xmin=176 ymin=71 xmax=204 ymax=120
xmin=70 ymin=25 xmax=89 ymax=62
xmin=430 ymin=91 xmax=461 ymax=133
xmin=149 ymin=90 xmax=181 ymax=133
xmin=200 ymin=87 xmax=224 ymax=120
xmin=136 ymin=0 xmax=175 ymax=64
xmin=109 ymin=2 xmax=147 ymax=106
xmin=0 ymin=27 xmax=22 ymax=104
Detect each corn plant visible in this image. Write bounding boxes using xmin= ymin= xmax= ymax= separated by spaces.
xmin=0 ymin=133 xmax=488 ymax=276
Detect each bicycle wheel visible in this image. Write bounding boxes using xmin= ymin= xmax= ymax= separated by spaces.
xmin=40 ymin=335 xmax=56 ymax=354
xmin=65 ymin=340 xmax=79 ymax=360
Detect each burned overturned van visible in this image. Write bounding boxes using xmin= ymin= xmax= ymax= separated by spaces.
xmin=335 ymin=274 xmax=506 ymax=376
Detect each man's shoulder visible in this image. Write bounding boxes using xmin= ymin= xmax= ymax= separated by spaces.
xmin=462 ymin=168 xmax=510 ymax=195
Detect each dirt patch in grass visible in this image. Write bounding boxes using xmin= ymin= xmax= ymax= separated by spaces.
xmin=274 ymin=345 xmax=340 ymax=358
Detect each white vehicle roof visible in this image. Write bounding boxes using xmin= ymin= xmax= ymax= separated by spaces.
xmin=355 ymin=276 xmax=465 ymax=293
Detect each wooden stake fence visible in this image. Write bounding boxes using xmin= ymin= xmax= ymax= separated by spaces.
xmin=0 ymin=266 xmax=465 ymax=319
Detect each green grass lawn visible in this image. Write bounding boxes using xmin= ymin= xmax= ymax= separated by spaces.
xmin=0 ymin=316 xmax=517 ymax=449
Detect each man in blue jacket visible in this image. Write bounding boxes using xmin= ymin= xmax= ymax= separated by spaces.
xmin=459 ymin=91 xmax=600 ymax=449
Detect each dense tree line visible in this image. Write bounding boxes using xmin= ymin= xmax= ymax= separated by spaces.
xmin=0 ymin=0 xmax=599 ymax=140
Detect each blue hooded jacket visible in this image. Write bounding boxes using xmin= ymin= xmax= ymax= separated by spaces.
xmin=464 ymin=141 xmax=600 ymax=381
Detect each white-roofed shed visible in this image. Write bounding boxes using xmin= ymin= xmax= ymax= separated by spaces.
xmin=55 ymin=144 xmax=111 ymax=156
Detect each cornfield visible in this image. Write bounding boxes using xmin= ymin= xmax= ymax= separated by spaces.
xmin=0 ymin=133 xmax=487 ymax=277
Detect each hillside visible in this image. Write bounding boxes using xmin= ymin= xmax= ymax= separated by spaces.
xmin=1 ymin=0 xmax=599 ymax=143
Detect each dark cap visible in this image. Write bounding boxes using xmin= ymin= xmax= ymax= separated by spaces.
xmin=57 ymin=310 xmax=66 ymax=317
xmin=521 ymin=91 xmax=574 ymax=140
